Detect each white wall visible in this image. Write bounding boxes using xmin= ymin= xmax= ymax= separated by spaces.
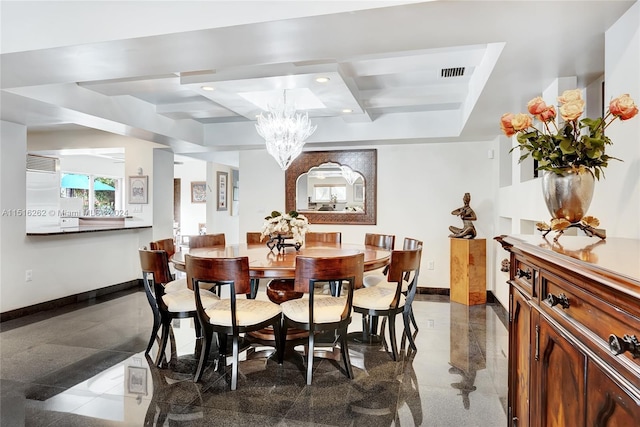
xmin=603 ymin=1 xmax=640 ymax=239
xmin=2 ymin=3 xmax=638 ymax=315
xmin=493 ymin=2 xmax=640 ymax=308
xmin=0 ymin=127 xmax=172 ymax=313
xmin=59 ymin=154 xmax=124 ymax=177
xmin=239 ymin=141 xmax=497 ymax=291
xmin=207 ymin=162 xmax=240 ymax=244
xmin=152 ymin=149 xmax=174 ymax=242
xmin=174 ymin=158 xmax=207 ymax=238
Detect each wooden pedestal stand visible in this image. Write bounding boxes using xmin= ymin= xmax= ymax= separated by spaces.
xmin=450 ymin=238 xmax=486 ymax=305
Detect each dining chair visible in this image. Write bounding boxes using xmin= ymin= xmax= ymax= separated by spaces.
xmin=139 ymin=249 xmax=219 ymax=367
xmin=360 ymin=233 xmax=396 ymax=337
xmin=188 ymin=233 xmax=226 ymax=248
xmin=398 ymin=237 xmax=423 ymax=333
xmin=246 ymin=232 xmax=264 ymax=298
xmin=279 ymin=252 xmax=364 ymax=385
xmin=150 ymin=238 xmax=185 ymax=288
xmin=246 ymin=231 xmax=263 ymax=244
xmin=403 ymin=237 xmax=422 ymax=251
xmin=186 ymin=254 xmax=283 ymax=390
xmin=352 ymin=247 xmax=422 ymax=360
xmin=364 ymin=237 xmax=423 ymax=336
xmin=304 ymin=231 xmax=343 ymax=295
xmin=304 ymin=231 xmax=342 ymax=244
xmin=363 ymin=233 xmax=395 ymax=286
xmin=364 ymin=236 xmax=420 ymax=288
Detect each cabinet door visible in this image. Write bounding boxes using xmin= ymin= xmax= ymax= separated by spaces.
xmin=586 ymin=360 xmax=639 ymax=426
xmin=536 ymin=316 xmax=586 ymax=427
xmin=509 ymin=287 xmax=532 ymax=427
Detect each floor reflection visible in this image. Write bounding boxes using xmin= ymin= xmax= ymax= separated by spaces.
xmin=449 ymin=302 xmax=486 ymax=410
xmin=349 ymin=349 xmax=423 ymax=426
xmin=0 ymin=291 xmax=508 ymax=426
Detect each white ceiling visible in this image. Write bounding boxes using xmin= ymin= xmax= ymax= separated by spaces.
xmin=1 ymin=1 xmax=636 ymax=161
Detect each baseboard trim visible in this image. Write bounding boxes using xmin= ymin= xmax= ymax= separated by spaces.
xmin=416 ymin=286 xmax=450 ymax=296
xmin=416 ymin=286 xmax=501 ymax=302
xmin=0 ymin=279 xmax=142 ymax=323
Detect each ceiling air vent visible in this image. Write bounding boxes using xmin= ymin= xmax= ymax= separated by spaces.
xmin=26 ymin=154 xmax=59 ymax=173
xmin=441 ymin=67 xmax=465 ymax=78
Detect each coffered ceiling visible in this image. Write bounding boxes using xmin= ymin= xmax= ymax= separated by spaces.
xmin=1 ymin=1 xmax=635 ymax=161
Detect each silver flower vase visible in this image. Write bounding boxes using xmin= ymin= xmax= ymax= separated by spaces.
xmin=541 ymin=169 xmax=595 ymax=223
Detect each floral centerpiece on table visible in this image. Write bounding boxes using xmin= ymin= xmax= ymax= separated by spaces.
xmin=500 ymin=90 xmax=638 ymax=240
xmin=260 ymin=210 xmax=309 ymax=245
xmin=500 ymin=90 xmax=638 ymax=180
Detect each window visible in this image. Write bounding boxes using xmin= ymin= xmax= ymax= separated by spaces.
xmin=60 ymin=173 xmax=123 ymax=215
xmin=314 ymin=185 xmax=346 ymax=202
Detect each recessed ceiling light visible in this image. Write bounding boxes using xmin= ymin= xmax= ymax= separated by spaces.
xmin=315 ymin=77 xmax=330 ymax=83
xmin=342 ymin=109 xmax=353 ymax=113
xmin=201 ymin=86 xmax=215 ymax=91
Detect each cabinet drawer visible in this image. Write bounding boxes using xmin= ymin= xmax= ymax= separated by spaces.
xmin=512 ymin=257 xmax=536 ymax=298
xmin=540 ymin=272 xmax=640 ymax=376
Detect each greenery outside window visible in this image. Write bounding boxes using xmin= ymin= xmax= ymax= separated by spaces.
xmin=60 ymin=173 xmax=123 ymax=215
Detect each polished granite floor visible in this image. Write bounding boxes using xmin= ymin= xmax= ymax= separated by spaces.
xmin=0 ymin=288 xmax=508 ymax=426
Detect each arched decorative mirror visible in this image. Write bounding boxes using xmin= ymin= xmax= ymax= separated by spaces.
xmin=285 ymin=149 xmax=376 ymax=224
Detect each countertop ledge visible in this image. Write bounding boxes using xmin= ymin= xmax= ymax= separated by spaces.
xmin=27 ymin=225 xmax=151 ymax=236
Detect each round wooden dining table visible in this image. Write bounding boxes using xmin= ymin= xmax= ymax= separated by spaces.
xmin=170 ymin=242 xmax=391 ymax=292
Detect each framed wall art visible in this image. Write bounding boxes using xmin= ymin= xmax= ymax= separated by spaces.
xmin=217 ymin=171 xmax=228 ymax=211
xmin=191 ymin=181 xmax=206 ymax=203
xmin=128 ymin=175 xmax=148 ymax=204
xmin=353 ymin=182 xmax=364 ymax=202
xmin=126 ymin=366 xmax=147 ymax=395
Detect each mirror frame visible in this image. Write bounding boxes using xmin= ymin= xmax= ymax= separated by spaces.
xmin=285 ymin=149 xmax=377 ymax=225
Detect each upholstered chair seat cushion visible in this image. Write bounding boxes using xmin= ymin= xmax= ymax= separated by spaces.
xmin=378 ymin=280 xmax=409 ymax=293
xmin=362 ymin=273 xmax=385 ymax=288
xmin=164 ymin=277 xmax=187 ymax=293
xmin=204 ymin=299 xmax=281 ymax=327
xmin=353 ymin=286 xmax=406 ymax=310
xmin=162 ymin=289 xmax=218 ymax=313
xmin=281 ymin=295 xmax=348 ymax=324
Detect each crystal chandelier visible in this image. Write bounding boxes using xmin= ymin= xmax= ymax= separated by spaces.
xmin=255 ymin=91 xmax=317 ymax=170
xmin=340 ymin=165 xmax=360 ymax=185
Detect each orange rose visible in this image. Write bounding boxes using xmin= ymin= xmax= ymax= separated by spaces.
xmin=537 ymin=105 xmax=556 ymax=123
xmin=609 ymin=94 xmax=639 ymax=120
xmin=511 ymin=113 xmax=532 ymax=131
xmin=559 ymin=100 xmax=585 ymax=121
xmin=527 ymin=97 xmax=547 ymax=115
xmin=558 ymin=89 xmax=582 ymax=104
xmin=500 ymin=113 xmax=516 ymax=136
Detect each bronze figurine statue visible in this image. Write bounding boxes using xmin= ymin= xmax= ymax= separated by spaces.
xmin=449 ymin=193 xmax=477 ymax=239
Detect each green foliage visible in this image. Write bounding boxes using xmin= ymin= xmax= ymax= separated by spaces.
xmin=511 ymin=117 xmax=621 ymax=179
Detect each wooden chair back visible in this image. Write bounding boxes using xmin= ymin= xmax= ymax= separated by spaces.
xmin=387 ymin=248 xmax=422 ymax=285
xmin=185 ymin=255 xmax=252 ymax=296
xmin=294 ymin=253 xmax=364 ymax=296
xmin=150 ymin=238 xmax=176 ymax=258
xmin=403 ymin=237 xmax=423 ymax=250
xmin=188 ymin=233 xmax=226 ymax=248
xmin=364 ymin=233 xmax=395 ymax=250
xmin=246 ymin=232 xmax=264 ymax=244
xmin=304 ymin=231 xmax=342 ymax=244
xmin=139 ymin=249 xmax=173 ymax=285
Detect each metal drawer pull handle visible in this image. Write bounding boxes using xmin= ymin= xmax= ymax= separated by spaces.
xmin=516 ymin=268 xmax=531 ymax=280
xmin=608 ymin=334 xmax=640 ymax=359
xmin=546 ymin=292 xmax=570 ymax=309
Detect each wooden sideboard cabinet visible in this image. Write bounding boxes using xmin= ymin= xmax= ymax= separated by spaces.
xmin=496 ymin=235 xmax=640 ymax=427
